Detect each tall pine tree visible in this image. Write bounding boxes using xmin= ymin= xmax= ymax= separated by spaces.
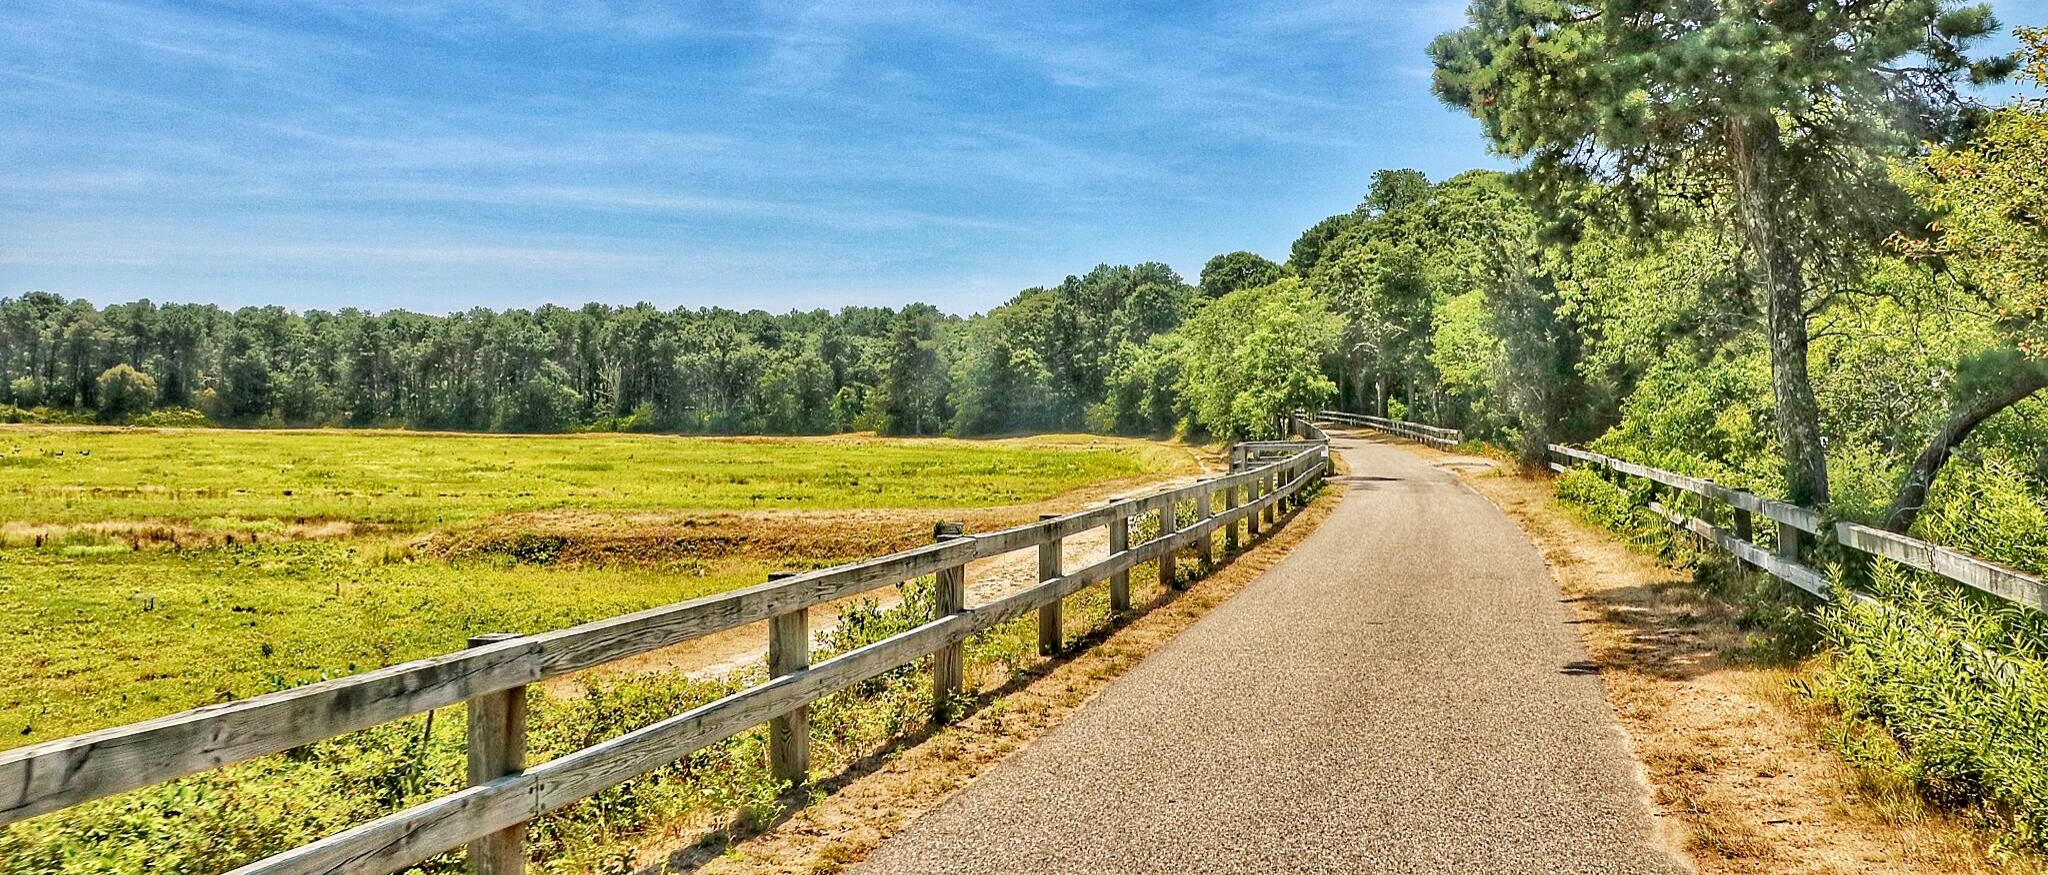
xmin=1430 ymin=0 xmax=2016 ymax=505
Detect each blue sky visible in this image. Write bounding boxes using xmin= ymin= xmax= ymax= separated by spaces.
xmin=4 ymin=1 xmax=2044 ymax=315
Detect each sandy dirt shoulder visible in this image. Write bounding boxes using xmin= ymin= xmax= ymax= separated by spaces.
xmin=1424 ymin=444 xmax=2041 ymax=875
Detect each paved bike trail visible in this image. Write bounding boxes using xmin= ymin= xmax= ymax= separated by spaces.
xmin=857 ymin=431 xmax=1689 ymax=875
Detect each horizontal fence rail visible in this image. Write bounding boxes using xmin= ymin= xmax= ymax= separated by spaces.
xmin=1 ymin=443 xmax=1331 ymax=875
xmin=1543 ymin=444 xmax=2048 ymax=617
xmin=1314 ymin=410 xmax=1462 ymax=449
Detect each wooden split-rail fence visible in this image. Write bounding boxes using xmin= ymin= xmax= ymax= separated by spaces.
xmin=0 ymin=443 xmax=1330 ymax=875
xmin=1314 ymin=410 xmax=1462 ymax=450
xmin=1306 ymin=409 xmax=2044 ymax=635
xmin=1538 ymin=443 xmax=2048 ymax=622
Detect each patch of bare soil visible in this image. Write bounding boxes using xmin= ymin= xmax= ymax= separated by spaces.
xmin=541 ymin=467 xmax=1218 ymax=690
xmin=427 ymin=466 xmax=1214 ymax=570
xmin=619 ymin=480 xmax=1347 ymax=875
xmin=1448 ymin=459 xmax=2042 ymax=875
xmin=559 ymin=525 xmax=1126 ymax=688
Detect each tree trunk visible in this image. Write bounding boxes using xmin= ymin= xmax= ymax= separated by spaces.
xmin=1726 ymin=116 xmax=1830 ymax=506
xmin=1883 ymin=362 xmax=2048 ymax=532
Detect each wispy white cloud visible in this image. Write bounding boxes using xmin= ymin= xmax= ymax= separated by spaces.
xmin=1 ymin=0 xmax=1513 ymax=311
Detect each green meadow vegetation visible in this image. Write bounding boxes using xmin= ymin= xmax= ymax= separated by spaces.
xmin=0 ymin=426 xmax=1248 ymax=875
xmin=0 ymin=539 xmax=1230 ymax=875
xmin=0 ymin=426 xmax=1184 ymax=742
xmin=0 ymin=426 xmax=1172 ymax=528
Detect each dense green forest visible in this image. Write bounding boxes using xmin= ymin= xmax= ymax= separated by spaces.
xmin=0 ymin=261 xmax=1327 ymax=440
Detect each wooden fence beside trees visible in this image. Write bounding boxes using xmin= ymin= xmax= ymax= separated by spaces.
xmin=1313 ymin=410 xmax=1462 ymax=450
xmin=1540 ymin=443 xmax=2048 ymax=616
xmin=1312 ymin=410 xmax=2045 ymax=620
xmin=0 ymin=444 xmax=1330 ymax=875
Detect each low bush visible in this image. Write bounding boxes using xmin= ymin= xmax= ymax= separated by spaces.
xmin=0 ymin=405 xmax=95 ymax=425
xmin=1808 ymin=565 xmax=2048 ymax=851
xmin=128 ymin=407 xmax=212 ymax=428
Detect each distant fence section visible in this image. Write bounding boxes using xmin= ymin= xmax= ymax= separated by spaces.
xmin=1313 ymin=410 xmax=1462 ymax=450
xmin=0 ymin=443 xmax=1331 ymax=875
xmin=1543 ymin=444 xmax=2048 ymax=619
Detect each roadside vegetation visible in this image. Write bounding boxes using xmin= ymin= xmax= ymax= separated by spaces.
xmin=1450 ymin=455 xmax=2044 ymax=875
xmin=1542 ymin=458 xmax=2048 ymax=864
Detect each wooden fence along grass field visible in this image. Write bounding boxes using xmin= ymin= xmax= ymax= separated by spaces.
xmin=0 ymin=436 xmax=1330 ymax=875
xmin=0 ymin=428 xmax=1185 ymax=742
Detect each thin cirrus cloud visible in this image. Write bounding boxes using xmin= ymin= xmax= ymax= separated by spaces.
xmin=31 ymin=1 xmax=2035 ymax=314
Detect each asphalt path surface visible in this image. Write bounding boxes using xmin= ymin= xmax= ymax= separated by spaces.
xmin=857 ymin=431 xmax=1690 ymax=874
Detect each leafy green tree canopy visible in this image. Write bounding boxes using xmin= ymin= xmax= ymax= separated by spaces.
xmin=1199 ymin=251 xmax=1289 ymax=299
xmin=96 ymin=364 xmax=157 ymax=420
xmin=1357 ymin=168 xmax=1431 ymax=218
xmin=1176 ymin=279 xmax=1340 ymax=440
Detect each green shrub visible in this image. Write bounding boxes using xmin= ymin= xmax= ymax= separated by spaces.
xmin=1810 ymin=565 xmax=2048 ymax=850
xmin=129 ymin=407 xmax=212 ymax=428
xmin=0 ymin=405 xmax=95 ymax=425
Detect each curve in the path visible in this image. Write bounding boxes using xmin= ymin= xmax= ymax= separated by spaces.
xmin=856 ymin=431 xmax=1690 ymax=875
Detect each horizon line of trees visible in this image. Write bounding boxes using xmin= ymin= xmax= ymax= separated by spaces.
xmin=0 ymin=254 xmax=1334 ymax=440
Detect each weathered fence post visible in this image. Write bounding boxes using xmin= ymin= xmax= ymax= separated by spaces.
xmin=1108 ymin=502 xmax=1131 ymax=613
xmin=766 ymin=571 xmax=809 ymax=787
xmin=1734 ymin=507 xmax=1753 ymax=544
xmin=1196 ymin=480 xmax=1215 ymax=571
xmin=1778 ymin=522 xmax=1803 ymax=564
xmin=1261 ymin=471 xmax=1276 ymax=525
xmin=1158 ymin=498 xmax=1180 ymax=591
xmin=1223 ymin=480 xmax=1240 ymax=554
xmin=931 ymin=522 xmax=967 ymax=720
xmin=466 ymin=633 xmax=527 ymax=875
xmin=1248 ymin=473 xmax=1263 ymax=538
xmin=1038 ymin=513 xmax=1063 ymax=655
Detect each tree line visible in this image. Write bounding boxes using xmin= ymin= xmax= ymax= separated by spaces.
xmin=0 ymin=260 xmax=1334 ymax=440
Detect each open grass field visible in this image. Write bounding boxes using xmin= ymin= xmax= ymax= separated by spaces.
xmin=0 ymin=426 xmax=1192 ymax=742
xmin=0 ymin=427 xmax=1180 ymax=531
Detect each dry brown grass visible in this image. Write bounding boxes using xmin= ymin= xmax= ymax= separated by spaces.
xmin=1446 ymin=457 xmax=2045 ymax=875
xmin=614 ymin=478 xmax=1347 ymax=875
